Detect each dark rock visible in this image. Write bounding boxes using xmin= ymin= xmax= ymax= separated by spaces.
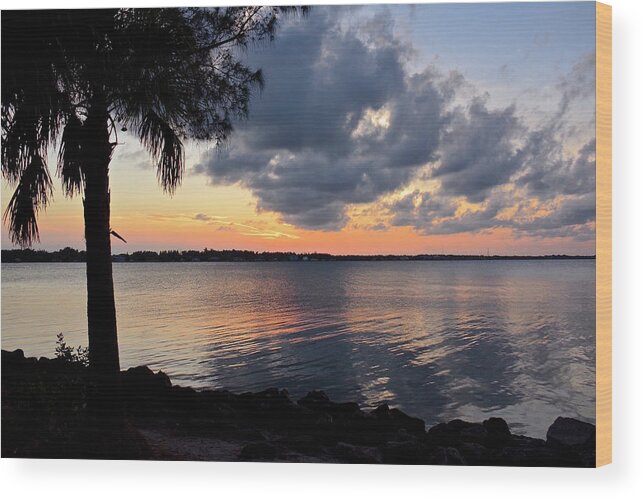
xmin=277 ymin=434 xmax=324 ymax=456
xmin=240 ymin=442 xmax=278 ymax=461
xmin=460 ymin=424 xmax=488 ymax=444
xmin=546 ymin=417 xmax=596 ymax=449
xmin=368 ymin=404 xmax=425 ymax=435
xmin=297 ymin=391 xmax=362 ymax=421
xmin=395 ymin=428 xmax=416 ymax=442
xmin=1 ymin=349 xmax=32 ymax=369
xmin=299 ymin=390 xmax=329 ymax=404
xmin=486 ymin=435 xmax=565 ymax=467
xmin=0 ymin=350 xmax=598 ymax=466
xmin=427 ymin=419 xmax=486 ymax=446
xmin=119 ymin=366 xmax=173 ymax=414
xmin=235 ymin=428 xmax=268 ymax=442
xmin=382 ymin=440 xmax=434 ymax=465
xmin=165 ymin=385 xmax=201 ymax=413
xmin=1 ymin=349 xmax=28 ymax=375
xmin=483 ymin=417 xmax=510 ymax=436
xmin=425 ymin=446 xmax=466 ymax=465
xmin=239 ymin=388 xmax=295 ymax=411
xmin=458 ymin=442 xmax=488 ymax=462
xmin=333 ymin=442 xmax=382 ymax=464
xmin=483 ymin=417 xmax=512 ymax=445
xmin=445 ymin=447 xmax=466 ymax=465
xmin=121 ymin=366 xmax=172 ymax=391
xmin=3 ymin=349 xmax=25 ymax=360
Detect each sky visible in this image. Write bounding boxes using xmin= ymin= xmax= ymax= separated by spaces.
xmin=1 ymin=2 xmax=597 ymax=255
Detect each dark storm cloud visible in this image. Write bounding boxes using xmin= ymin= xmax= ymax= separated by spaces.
xmin=388 ymin=49 xmax=596 ymax=239
xmin=195 ymin=10 xmax=451 ymax=230
xmin=194 ymin=8 xmax=596 ymax=240
xmin=515 ymin=134 xmax=596 ymax=198
xmin=389 ymin=190 xmax=458 ymax=228
xmin=389 ymin=190 xmax=502 ymax=236
xmin=511 ymin=52 xmax=596 ymax=200
xmin=432 ymin=96 xmax=523 ymax=202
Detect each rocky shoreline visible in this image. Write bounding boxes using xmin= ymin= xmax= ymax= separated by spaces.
xmin=1 ymin=349 xmax=596 ymax=466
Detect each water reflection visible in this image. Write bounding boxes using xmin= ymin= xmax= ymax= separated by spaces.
xmin=1 ymin=260 xmax=595 ymax=437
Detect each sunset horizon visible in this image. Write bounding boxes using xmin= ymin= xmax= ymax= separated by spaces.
xmin=2 ymin=3 xmax=596 ymax=257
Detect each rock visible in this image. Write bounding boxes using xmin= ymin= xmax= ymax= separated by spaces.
xmin=121 ymin=366 xmax=172 ymax=391
xmin=240 ymin=442 xmax=278 ymax=461
xmin=460 ymin=424 xmax=488 ymax=444
xmin=395 ymin=428 xmax=416 ymax=442
xmin=445 ymin=446 xmax=466 ymax=465
xmin=427 ymin=419 xmax=486 ymax=446
xmin=382 ymin=440 xmax=433 ymax=465
xmin=546 ymin=417 xmax=596 ymax=449
xmin=425 ymin=446 xmax=466 ymax=465
xmin=333 ymin=442 xmax=382 ymax=464
xmin=2 ymin=348 xmax=39 ymax=374
xmin=3 ymin=349 xmax=25 ymax=361
xmin=486 ymin=436 xmax=561 ymax=467
xmin=1 ymin=349 xmax=26 ymax=373
xmin=483 ymin=417 xmax=511 ymax=445
xmin=120 ymin=366 xmax=173 ymax=414
xmin=458 ymin=442 xmax=488 ymax=462
xmin=368 ymin=404 xmax=425 ymax=434
xmin=234 ymin=428 xmax=268 ymax=442
xmin=298 ymin=390 xmax=329 ymax=404
xmin=238 ymin=388 xmax=297 ymax=415
xmin=297 ymin=391 xmax=362 ymax=421
xmin=165 ymin=385 xmax=201 ymax=413
xmin=278 ymin=434 xmax=324 ymax=456
xmin=0 ymin=350 xmax=598 ymax=466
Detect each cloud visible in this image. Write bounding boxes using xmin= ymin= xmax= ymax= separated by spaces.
xmin=195 ymin=9 xmax=453 ymax=230
xmin=191 ymin=212 xmax=300 ymax=240
xmin=555 ymin=51 xmax=596 ymax=120
xmin=112 ymin=144 xmax=153 ymax=170
xmin=431 ymin=96 xmax=523 ymax=202
xmin=194 ymin=8 xmax=596 ymax=242
xmin=389 ymin=188 xmax=595 ymax=240
xmin=388 ymin=48 xmax=596 ymax=240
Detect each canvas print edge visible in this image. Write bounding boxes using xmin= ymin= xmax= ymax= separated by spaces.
xmin=596 ymin=0 xmax=612 ymax=468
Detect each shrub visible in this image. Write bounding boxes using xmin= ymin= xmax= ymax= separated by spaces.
xmin=55 ymin=333 xmax=90 ymax=367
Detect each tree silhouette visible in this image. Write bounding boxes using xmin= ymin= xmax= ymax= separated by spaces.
xmin=2 ymin=7 xmax=305 ymax=378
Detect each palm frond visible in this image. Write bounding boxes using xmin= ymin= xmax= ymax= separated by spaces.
xmin=3 ymin=154 xmax=53 ymax=247
xmin=1 ymin=105 xmax=42 ymax=184
xmin=57 ymin=113 xmax=85 ymax=197
xmin=137 ymin=111 xmax=185 ymax=194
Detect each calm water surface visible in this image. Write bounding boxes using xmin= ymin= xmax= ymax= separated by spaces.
xmin=1 ymin=260 xmax=595 ymax=436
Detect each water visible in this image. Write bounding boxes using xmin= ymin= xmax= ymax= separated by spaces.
xmin=1 ymin=260 xmax=595 ymax=437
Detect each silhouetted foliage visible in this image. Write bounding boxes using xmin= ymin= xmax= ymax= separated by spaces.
xmin=2 ymin=7 xmax=306 ymax=245
xmin=2 ymin=247 xmax=595 ymax=263
xmin=2 ymin=247 xmax=86 ymax=262
xmin=55 ymin=333 xmax=90 ymax=367
xmin=1 ymin=7 xmax=307 ymax=374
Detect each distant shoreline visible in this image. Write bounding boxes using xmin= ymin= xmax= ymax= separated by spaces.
xmin=2 ymin=247 xmax=596 ymax=263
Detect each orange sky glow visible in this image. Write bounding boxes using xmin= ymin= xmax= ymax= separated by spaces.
xmin=1 ymin=5 xmax=597 ymax=256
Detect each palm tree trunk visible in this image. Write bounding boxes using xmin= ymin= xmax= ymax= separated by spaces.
xmin=83 ymin=94 xmax=120 ymax=378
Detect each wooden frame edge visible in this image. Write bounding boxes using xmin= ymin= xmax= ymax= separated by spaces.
xmin=595 ymin=1 xmax=612 ymax=468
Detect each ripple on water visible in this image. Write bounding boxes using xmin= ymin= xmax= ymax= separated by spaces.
xmin=1 ymin=260 xmax=596 ymax=437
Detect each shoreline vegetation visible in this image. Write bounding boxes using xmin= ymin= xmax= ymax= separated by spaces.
xmin=2 ymin=348 xmax=596 ymax=466
xmin=2 ymin=247 xmax=596 ymax=263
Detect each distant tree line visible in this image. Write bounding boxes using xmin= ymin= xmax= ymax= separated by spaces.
xmin=2 ymin=247 xmax=87 ymax=262
xmin=2 ymin=247 xmax=595 ymax=263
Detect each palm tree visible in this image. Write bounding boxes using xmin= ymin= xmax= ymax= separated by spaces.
xmin=2 ymin=7 xmax=304 ymax=378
